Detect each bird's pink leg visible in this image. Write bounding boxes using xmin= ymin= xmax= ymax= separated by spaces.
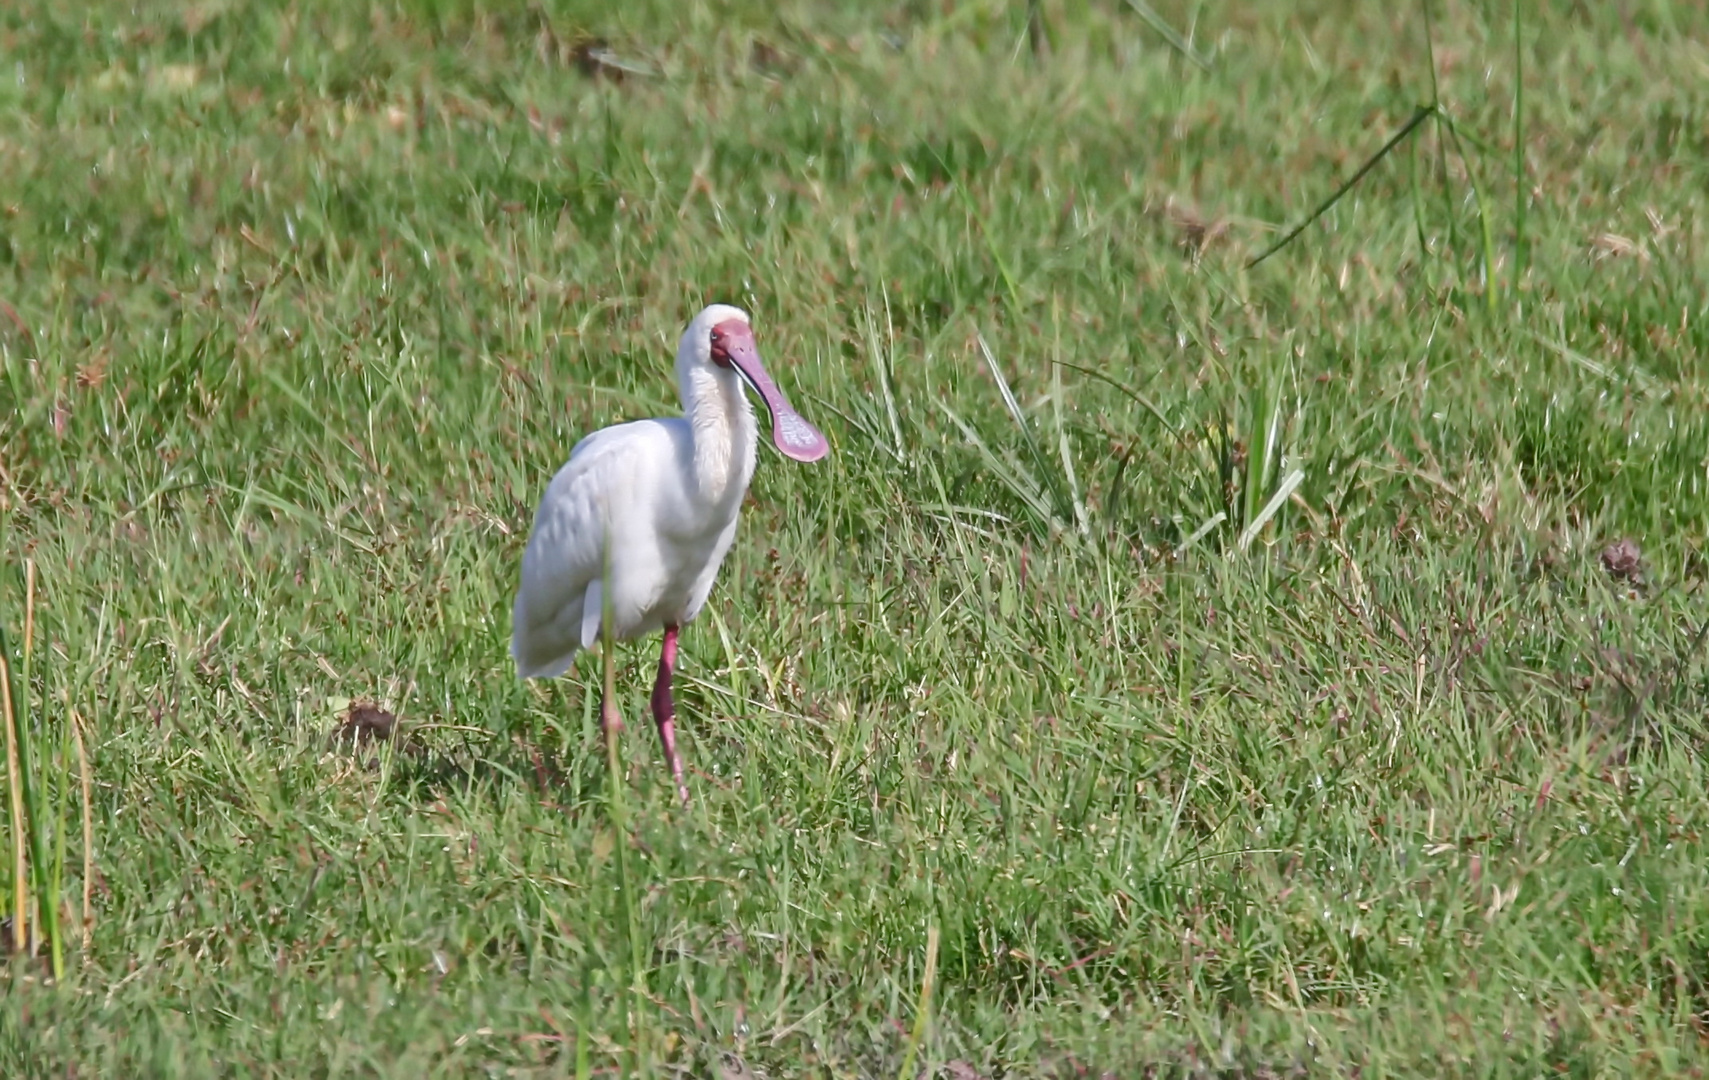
xmin=650 ymin=624 xmax=690 ymax=806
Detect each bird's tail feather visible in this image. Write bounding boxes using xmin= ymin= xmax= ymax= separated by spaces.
xmin=511 ymin=591 xmax=583 ymax=680
xmin=514 ymin=650 xmax=577 ymax=680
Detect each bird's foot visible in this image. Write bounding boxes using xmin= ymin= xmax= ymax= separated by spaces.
xmin=652 ymin=626 xmax=690 ymax=807
xmin=650 ymin=687 xmax=690 ymax=807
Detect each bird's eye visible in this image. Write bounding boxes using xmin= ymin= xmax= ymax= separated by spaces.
xmin=709 ymin=331 xmax=732 ymax=366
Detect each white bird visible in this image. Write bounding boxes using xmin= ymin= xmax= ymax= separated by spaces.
xmin=511 ymin=303 xmax=829 ymax=804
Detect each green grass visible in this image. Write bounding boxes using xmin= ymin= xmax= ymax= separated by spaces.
xmin=3 ymin=0 xmax=1709 ymax=1074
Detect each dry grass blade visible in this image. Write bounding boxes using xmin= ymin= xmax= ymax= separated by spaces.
xmin=572 ymin=39 xmax=655 ymax=81
xmin=1177 ymin=510 xmax=1227 ymax=556
xmin=1238 ymin=467 xmax=1306 ymax=551
xmin=896 ymin=924 xmax=940 ymax=1080
xmin=977 ymin=333 xmax=1030 ymax=437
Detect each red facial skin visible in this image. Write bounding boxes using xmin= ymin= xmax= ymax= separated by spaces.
xmin=708 ymin=318 xmax=752 ymax=367
xmin=705 ymin=317 xmax=829 ymax=463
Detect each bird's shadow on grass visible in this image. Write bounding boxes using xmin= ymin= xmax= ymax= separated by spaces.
xmin=323 ymin=711 xmax=605 ymax=816
xmin=396 ymin=736 xmax=610 ymax=812
xmin=321 ymin=682 xmax=713 ymax=815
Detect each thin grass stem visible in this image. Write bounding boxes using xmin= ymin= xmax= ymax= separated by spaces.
xmin=1512 ymin=0 xmax=1527 ymax=290
xmin=1247 ymin=104 xmax=1435 ymax=269
xmin=1 ymin=633 xmax=24 ymax=957
xmin=895 ymin=924 xmax=940 ymax=1080
xmin=597 ymin=544 xmax=647 ymax=1077
xmin=73 ymin=707 xmax=92 ymax=958
xmin=1050 ymin=301 xmax=1089 ymax=536
xmin=1437 ymin=111 xmax=1500 ymax=316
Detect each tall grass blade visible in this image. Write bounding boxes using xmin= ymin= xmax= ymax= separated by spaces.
xmin=21 ymin=560 xmax=64 ymax=978
xmin=864 ymin=295 xmax=906 ymax=464
xmin=1421 ymin=0 xmax=1442 ymax=106
xmin=1512 ymin=0 xmax=1527 ymax=289
xmin=20 ymin=559 xmax=33 ymax=962
xmin=1025 ymin=0 xmax=1049 ymax=59
xmin=1050 ymin=306 xmax=1089 ymax=536
xmin=1420 ymin=1 xmax=1462 ymax=262
xmin=895 ymin=924 xmax=940 ymax=1080
xmin=977 ymin=332 xmax=1030 ymax=438
xmin=977 ymin=332 xmax=1075 ymax=525
xmin=935 ymin=399 xmax=1060 ymax=531
xmin=1247 ymin=104 xmax=1435 ymax=269
xmin=21 ymin=559 xmax=31 ymax=692
xmin=1243 ymin=379 xmax=1282 ymax=532
xmin=1407 ymin=138 xmax=1433 ymax=267
xmin=0 ymin=558 xmax=59 ymax=969
xmin=1122 ymin=0 xmax=1213 ymax=72
xmin=1 ymin=629 xmax=25 ymax=957
xmin=1436 ymin=112 xmax=1499 ymax=316
xmin=48 ymin=696 xmax=68 ymax=980
xmin=597 ymin=538 xmax=647 ymax=1076
xmin=1053 ymin=392 xmax=1088 ymax=536
xmin=73 ymin=708 xmax=92 ymax=957
xmin=603 ymin=698 xmax=641 ymax=1068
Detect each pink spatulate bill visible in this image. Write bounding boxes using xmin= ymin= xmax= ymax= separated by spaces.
xmin=711 ymin=319 xmax=830 ymax=462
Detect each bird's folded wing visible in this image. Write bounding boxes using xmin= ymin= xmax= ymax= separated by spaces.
xmin=510 ymin=438 xmax=623 ymax=676
xmin=511 ymin=420 xmax=684 ymax=677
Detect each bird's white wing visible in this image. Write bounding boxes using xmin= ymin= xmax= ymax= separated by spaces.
xmin=510 ymin=423 xmax=659 ymax=679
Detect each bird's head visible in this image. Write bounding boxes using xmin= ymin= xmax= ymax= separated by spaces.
xmin=679 ymin=304 xmax=829 ymax=462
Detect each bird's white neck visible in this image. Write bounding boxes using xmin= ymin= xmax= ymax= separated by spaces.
xmin=679 ymin=364 xmax=757 ymax=507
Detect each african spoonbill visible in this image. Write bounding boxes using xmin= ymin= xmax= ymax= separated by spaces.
xmin=511 ymin=304 xmax=829 ymax=804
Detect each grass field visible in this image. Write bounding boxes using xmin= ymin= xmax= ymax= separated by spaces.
xmin=2 ymin=0 xmax=1708 ymax=1074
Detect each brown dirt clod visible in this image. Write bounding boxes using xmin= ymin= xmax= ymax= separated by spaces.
xmin=1599 ymin=538 xmax=1643 ymax=583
